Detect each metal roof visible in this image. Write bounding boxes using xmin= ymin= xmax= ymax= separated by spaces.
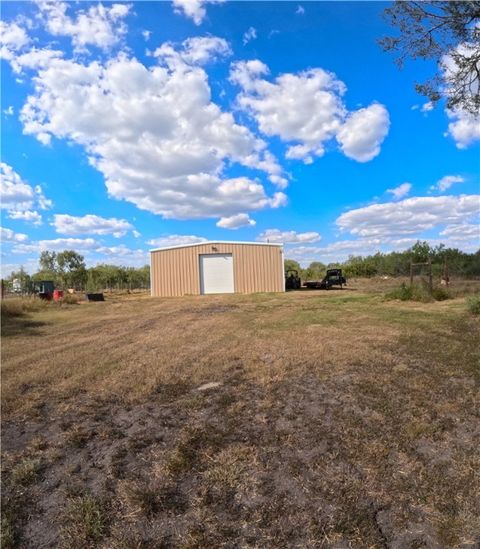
xmin=149 ymin=240 xmax=284 ymax=253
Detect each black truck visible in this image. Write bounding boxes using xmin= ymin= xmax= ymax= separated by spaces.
xmin=304 ymin=269 xmax=346 ymax=290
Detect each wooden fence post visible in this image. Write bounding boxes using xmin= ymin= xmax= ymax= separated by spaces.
xmin=428 ymin=257 xmax=433 ymax=294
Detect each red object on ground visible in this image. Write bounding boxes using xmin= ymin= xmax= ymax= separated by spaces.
xmin=53 ymin=290 xmax=64 ymax=301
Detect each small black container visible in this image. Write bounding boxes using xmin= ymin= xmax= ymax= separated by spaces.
xmin=85 ymin=293 xmax=105 ymax=302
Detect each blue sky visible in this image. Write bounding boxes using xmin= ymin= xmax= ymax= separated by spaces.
xmin=1 ymin=0 xmax=479 ymax=275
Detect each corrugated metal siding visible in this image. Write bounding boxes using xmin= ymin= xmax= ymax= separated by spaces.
xmin=151 ymin=243 xmax=284 ymax=297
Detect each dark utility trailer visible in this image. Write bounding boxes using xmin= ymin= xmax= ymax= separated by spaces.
xmin=304 ymin=269 xmax=346 ymax=290
xmin=34 ymin=280 xmax=55 ymax=300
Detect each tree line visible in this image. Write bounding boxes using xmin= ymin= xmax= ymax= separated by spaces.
xmin=285 ymin=242 xmax=480 ymax=280
xmin=4 ymin=250 xmax=150 ymax=293
xmin=3 ymin=241 xmax=479 ymax=294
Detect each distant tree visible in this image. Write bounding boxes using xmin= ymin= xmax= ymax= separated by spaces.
xmin=33 ymin=249 xmax=152 ymax=291
xmin=343 ymin=255 xmax=378 ymax=278
xmin=39 ymin=251 xmax=57 ymax=272
xmin=56 ymin=250 xmax=87 ymax=289
xmin=288 ymin=243 xmax=480 ymax=279
xmin=137 ymin=265 xmax=151 ymax=288
xmin=465 ymin=250 xmax=480 ymax=277
xmin=125 ymin=265 xmax=150 ymax=289
xmin=85 ymin=264 xmax=150 ymax=291
xmin=284 ymin=259 xmax=301 ymax=273
xmin=32 ymin=270 xmax=58 ymax=284
xmin=409 ymin=241 xmax=434 ymax=263
xmin=303 ymin=261 xmax=326 ymax=281
xmin=380 ymin=1 xmax=480 ymax=114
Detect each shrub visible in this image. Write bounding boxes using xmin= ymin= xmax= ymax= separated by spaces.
xmin=466 ymin=295 xmax=480 ymax=316
xmin=385 ymin=283 xmax=409 ymax=301
xmin=62 ymin=293 xmax=80 ymax=305
xmin=385 ymin=283 xmax=430 ymax=302
xmin=1 ymin=298 xmax=48 ymax=318
xmin=1 ymin=300 xmax=24 ymax=318
xmin=431 ymin=287 xmax=451 ymax=301
xmin=385 ymin=283 xmax=451 ymax=302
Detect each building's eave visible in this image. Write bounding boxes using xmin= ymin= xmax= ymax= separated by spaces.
xmin=149 ymin=240 xmax=284 ymax=253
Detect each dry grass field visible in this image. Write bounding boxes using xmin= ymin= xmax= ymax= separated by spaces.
xmin=2 ymin=280 xmax=480 ymax=548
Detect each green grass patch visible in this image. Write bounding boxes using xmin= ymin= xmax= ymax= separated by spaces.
xmin=11 ymin=459 xmax=42 ymax=486
xmin=466 ymin=295 xmax=480 ymax=316
xmin=61 ymin=494 xmax=108 ymax=548
xmin=369 ymin=305 xmax=449 ymax=329
xmin=0 ymin=515 xmax=16 ymax=549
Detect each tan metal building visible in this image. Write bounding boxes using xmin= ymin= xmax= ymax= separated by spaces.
xmin=150 ymin=241 xmax=285 ymax=297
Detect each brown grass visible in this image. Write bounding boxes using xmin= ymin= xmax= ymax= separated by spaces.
xmin=1 ymin=279 xmax=479 ymax=547
xmin=1 ymin=297 xmax=49 ymax=318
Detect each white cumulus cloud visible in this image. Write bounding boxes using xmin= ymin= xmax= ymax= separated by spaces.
xmin=53 ymin=214 xmax=134 ymax=237
xmin=9 ymin=47 xmax=63 ymax=74
xmin=286 ymin=238 xmax=385 ymax=262
xmin=147 ymin=235 xmax=208 ymax=248
xmin=440 ymin=223 xmax=479 ymax=241
xmin=441 ymin=40 xmax=480 ymax=148
xmin=1 ymin=227 xmax=29 ymax=243
xmin=89 ymin=245 xmax=148 ymax=267
xmin=446 ymin=109 xmax=480 ymax=149
xmin=95 ymin=244 xmax=147 ymax=258
xmin=257 ymin=229 xmax=321 ymax=244
xmin=216 ymin=213 xmax=255 ymax=229
xmin=421 ymin=101 xmax=433 ymax=113
xmin=0 ymin=163 xmax=52 ymax=221
xmin=0 ymin=20 xmax=30 ymax=60
xmin=387 ymin=182 xmax=411 ymax=200
xmin=17 ymin=42 xmax=286 ymax=222
xmin=8 ymin=210 xmax=43 ymax=225
xmin=154 ymin=35 xmax=231 ymax=66
xmin=172 ymin=0 xmax=225 ymax=25
xmin=37 ymin=1 xmax=131 ymax=51
xmin=432 ymin=174 xmax=465 ymax=193
xmin=336 ymin=104 xmax=390 ymax=162
xmin=1 ymin=163 xmax=36 ymax=211
xmin=231 ymin=60 xmax=389 ymax=163
xmin=13 ymin=237 xmax=99 ymax=254
xmin=1 ymin=19 xmax=64 ymax=74
xmin=243 ymin=27 xmax=257 ymax=45
xmin=337 ymin=195 xmax=480 ymax=238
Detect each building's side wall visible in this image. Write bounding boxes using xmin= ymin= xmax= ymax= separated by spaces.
xmin=150 ymin=243 xmax=284 ymax=297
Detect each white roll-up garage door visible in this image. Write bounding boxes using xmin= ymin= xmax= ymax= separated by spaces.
xmin=199 ymin=254 xmax=234 ymax=294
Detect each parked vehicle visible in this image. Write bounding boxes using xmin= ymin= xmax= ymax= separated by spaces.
xmin=285 ymin=269 xmax=302 ymax=290
xmin=12 ymin=278 xmax=22 ymax=293
xmin=304 ymin=269 xmax=347 ymax=290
